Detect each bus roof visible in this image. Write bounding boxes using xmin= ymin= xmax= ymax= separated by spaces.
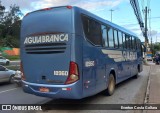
xmin=25 ymin=5 xmax=138 ymax=38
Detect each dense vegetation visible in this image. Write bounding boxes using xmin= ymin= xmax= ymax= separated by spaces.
xmin=0 ymin=1 xmax=23 ymax=48
xmin=151 ymin=43 xmax=160 ymax=55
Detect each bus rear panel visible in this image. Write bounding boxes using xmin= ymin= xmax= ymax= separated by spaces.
xmin=21 ymin=6 xmax=83 ymax=99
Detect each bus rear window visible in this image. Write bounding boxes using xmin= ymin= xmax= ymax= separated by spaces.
xmin=21 ymin=7 xmax=73 ymax=37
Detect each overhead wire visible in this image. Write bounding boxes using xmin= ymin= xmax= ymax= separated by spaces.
xmin=130 ymin=0 xmax=145 ymax=36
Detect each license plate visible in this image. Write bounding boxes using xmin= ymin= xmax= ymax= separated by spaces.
xmin=39 ymin=87 xmax=49 ymax=92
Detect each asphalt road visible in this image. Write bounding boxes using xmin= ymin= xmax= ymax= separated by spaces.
xmin=0 ymin=83 xmax=51 ymax=104
xmin=0 ymin=65 xmax=150 ymax=113
xmin=0 ymin=83 xmax=51 ymax=113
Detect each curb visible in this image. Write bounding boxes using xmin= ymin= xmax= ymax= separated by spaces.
xmin=143 ymin=66 xmax=151 ymax=113
xmin=144 ymin=74 xmax=150 ymax=104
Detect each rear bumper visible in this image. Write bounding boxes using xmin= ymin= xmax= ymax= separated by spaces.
xmin=22 ymin=80 xmax=82 ymax=99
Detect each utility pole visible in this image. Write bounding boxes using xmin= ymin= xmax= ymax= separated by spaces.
xmin=151 ymin=36 xmax=153 ymax=55
xmin=144 ymin=6 xmax=149 ymax=47
xmin=109 ymin=9 xmax=114 ymax=22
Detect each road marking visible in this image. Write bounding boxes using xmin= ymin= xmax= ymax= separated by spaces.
xmin=0 ymin=88 xmax=18 ymax=94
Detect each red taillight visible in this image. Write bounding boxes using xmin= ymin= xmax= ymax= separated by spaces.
xmin=20 ymin=61 xmax=26 ymax=80
xmin=70 ymin=62 xmax=78 ymax=75
xmin=65 ymin=62 xmax=79 ymax=84
xmin=66 ymin=6 xmax=72 ymax=9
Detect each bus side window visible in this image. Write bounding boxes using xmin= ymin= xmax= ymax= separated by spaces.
xmin=123 ymin=33 xmax=126 ymax=49
xmin=118 ymin=31 xmax=123 ymax=48
xmin=140 ymin=43 xmax=143 ymax=56
xmin=82 ymin=15 xmax=102 ymax=46
xmin=125 ymin=35 xmax=129 ymax=49
xmin=114 ymin=30 xmax=119 ymax=48
xmin=108 ymin=27 xmax=114 ymax=48
xmin=134 ymin=37 xmax=137 ymax=50
xmin=101 ymin=25 xmax=108 ymax=47
xmin=138 ymin=40 xmax=142 ymax=56
xmin=136 ymin=39 xmax=140 ymax=50
xmin=129 ymin=36 xmax=132 ymax=50
xmin=126 ymin=35 xmax=132 ymax=50
xmin=132 ymin=37 xmax=135 ymax=50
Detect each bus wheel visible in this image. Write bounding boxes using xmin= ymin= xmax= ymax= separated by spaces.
xmin=106 ymin=74 xmax=115 ymax=96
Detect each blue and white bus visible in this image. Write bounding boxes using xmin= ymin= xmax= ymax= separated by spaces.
xmin=20 ymin=6 xmax=143 ymax=99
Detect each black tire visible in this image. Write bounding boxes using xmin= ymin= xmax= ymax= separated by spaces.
xmin=106 ymin=74 xmax=115 ymax=96
xmin=9 ymin=75 xmax=15 ymax=83
xmin=6 ymin=61 xmax=9 ymax=66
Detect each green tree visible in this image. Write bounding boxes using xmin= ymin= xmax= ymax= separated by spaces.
xmin=0 ymin=1 xmax=5 ymax=37
xmin=0 ymin=1 xmax=23 ymax=47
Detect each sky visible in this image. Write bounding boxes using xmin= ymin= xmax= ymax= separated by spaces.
xmin=1 ymin=0 xmax=160 ymax=43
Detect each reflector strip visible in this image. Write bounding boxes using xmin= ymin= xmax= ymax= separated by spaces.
xmin=62 ymin=88 xmax=72 ymax=91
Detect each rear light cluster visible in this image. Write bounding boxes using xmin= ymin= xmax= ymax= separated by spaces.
xmin=20 ymin=61 xmax=26 ymax=80
xmin=65 ymin=61 xmax=79 ymax=84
